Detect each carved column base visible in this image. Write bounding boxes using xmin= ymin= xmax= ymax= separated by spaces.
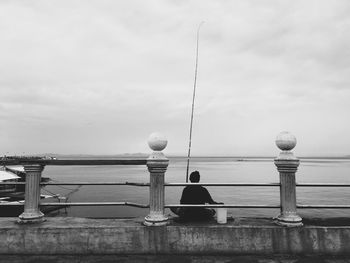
xmin=275 ymin=212 xmax=302 ymax=227
xmin=17 ymin=211 xmax=45 ymax=224
xmin=144 ymin=214 xmax=168 ymax=226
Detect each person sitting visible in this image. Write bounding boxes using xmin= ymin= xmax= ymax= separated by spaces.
xmin=171 ymin=170 xmax=222 ymax=221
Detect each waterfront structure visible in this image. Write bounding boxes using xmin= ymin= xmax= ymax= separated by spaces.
xmin=1 ymin=131 xmax=305 ymax=226
xmin=0 ymin=132 xmax=350 ymax=255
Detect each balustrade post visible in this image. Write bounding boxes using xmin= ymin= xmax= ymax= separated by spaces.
xmin=144 ymin=132 xmax=169 ymax=226
xmin=274 ymin=131 xmax=302 ymax=227
xmin=18 ymin=164 xmax=45 ymax=224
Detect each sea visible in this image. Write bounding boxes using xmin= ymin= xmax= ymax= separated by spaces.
xmin=42 ymin=156 xmax=350 ymax=219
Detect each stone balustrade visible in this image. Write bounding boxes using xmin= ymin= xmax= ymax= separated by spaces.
xmin=0 ymin=131 xmax=306 ymax=228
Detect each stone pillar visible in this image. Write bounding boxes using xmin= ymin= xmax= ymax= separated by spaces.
xmin=144 ymin=132 xmax=169 ymax=226
xmin=18 ymin=164 xmax=45 ymax=224
xmin=274 ymin=131 xmax=302 ymax=227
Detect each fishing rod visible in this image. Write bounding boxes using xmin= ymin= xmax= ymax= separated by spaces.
xmin=186 ymin=22 xmax=205 ymax=183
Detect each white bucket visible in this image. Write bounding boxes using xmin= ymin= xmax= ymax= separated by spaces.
xmin=216 ymin=208 xmax=227 ymax=224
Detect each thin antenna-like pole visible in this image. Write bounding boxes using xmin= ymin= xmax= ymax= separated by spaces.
xmin=186 ymin=22 xmax=204 ymax=183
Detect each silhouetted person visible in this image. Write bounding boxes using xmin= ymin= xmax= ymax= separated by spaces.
xmin=171 ymin=171 xmax=222 ymax=221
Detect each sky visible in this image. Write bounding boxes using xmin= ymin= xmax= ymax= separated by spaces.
xmin=0 ymin=0 xmax=350 ymax=157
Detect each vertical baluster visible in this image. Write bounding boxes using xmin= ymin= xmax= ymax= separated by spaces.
xmin=18 ymin=164 xmax=45 ymax=224
xmin=144 ymin=133 xmax=169 ymax=226
xmin=274 ymin=131 xmax=302 ymax=227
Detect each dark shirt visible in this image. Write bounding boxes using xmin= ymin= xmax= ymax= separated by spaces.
xmin=178 ymin=185 xmax=217 ymax=220
xmin=180 ymin=185 xmax=217 ymax=205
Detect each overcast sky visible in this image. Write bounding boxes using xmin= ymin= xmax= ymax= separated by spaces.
xmin=0 ymin=0 xmax=349 ymax=157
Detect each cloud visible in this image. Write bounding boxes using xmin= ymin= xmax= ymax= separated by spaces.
xmin=0 ymin=0 xmax=350 ymax=156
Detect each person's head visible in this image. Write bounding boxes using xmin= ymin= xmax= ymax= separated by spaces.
xmin=189 ymin=171 xmax=200 ymax=183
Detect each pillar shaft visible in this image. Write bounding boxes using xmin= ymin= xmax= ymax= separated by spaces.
xmin=18 ymin=164 xmax=45 ymax=224
xmin=275 ymin=158 xmax=302 ymax=226
xmin=144 ymin=153 xmax=169 ymax=226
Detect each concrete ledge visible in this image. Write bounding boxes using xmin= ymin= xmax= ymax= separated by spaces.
xmin=1 ymin=217 xmax=350 ymax=255
xmin=2 ymin=255 xmax=350 ymax=263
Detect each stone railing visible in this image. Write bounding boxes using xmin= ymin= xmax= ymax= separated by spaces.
xmin=1 ymin=131 xmax=349 ymax=227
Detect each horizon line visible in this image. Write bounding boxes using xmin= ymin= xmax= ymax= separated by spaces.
xmin=4 ymin=153 xmax=350 ymax=159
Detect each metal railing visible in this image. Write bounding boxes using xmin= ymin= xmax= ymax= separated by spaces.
xmin=0 ymin=132 xmax=349 ymax=227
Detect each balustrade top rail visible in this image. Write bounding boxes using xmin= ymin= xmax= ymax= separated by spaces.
xmin=2 ymin=182 xmax=350 ymax=187
xmin=0 ymin=159 xmax=148 ymax=166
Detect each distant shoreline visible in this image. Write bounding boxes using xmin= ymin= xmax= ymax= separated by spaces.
xmin=21 ymin=153 xmax=350 ymax=160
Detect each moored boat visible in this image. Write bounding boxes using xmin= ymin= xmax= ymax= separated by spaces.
xmin=0 ymin=170 xmax=21 ymax=195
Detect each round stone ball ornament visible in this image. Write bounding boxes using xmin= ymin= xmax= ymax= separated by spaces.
xmin=148 ymin=132 xmax=167 ymax=151
xmin=275 ymin=131 xmax=297 ymax=151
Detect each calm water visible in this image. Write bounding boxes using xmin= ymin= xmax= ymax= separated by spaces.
xmin=42 ymin=157 xmax=350 ymax=219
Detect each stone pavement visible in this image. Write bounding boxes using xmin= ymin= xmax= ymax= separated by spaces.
xmin=1 ymin=255 xmax=350 ymax=263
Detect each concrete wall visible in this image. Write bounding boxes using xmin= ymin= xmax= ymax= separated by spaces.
xmin=1 ymin=217 xmax=350 ymax=255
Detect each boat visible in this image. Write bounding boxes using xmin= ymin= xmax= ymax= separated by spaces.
xmin=0 ymin=170 xmax=21 ymax=195
xmin=0 ymin=193 xmax=67 ymax=217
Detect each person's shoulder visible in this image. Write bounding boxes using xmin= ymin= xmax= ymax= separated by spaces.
xmin=182 ymin=186 xmax=190 ymax=192
xmin=183 ymin=185 xmax=194 ymax=193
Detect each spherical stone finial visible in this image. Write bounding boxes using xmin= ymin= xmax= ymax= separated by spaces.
xmin=148 ymin=132 xmax=167 ymax=151
xmin=276 ymin=131 xmax=297 ymax=151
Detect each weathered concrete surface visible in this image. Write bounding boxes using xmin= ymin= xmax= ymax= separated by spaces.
xmin=1 ymin=217 xmax=350 ymax=255
xmin=1 ymin=255 xmax=350 ymax=263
